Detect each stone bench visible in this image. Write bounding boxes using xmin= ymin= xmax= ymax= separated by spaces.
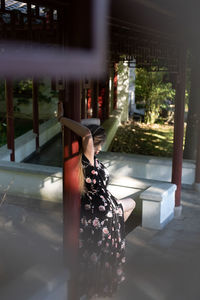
xmin=108 ymin=176 xmax=177 ymax=230
xmin=140 ymin=183 xmax=177 ymax=230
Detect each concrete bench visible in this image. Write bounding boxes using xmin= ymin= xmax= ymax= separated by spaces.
xmin=108 ymin=176 xmax=176 ymax=230
xmin=140 ymin=183 xmax=177 ymax=230
xmin=108 ymin=175 xmax=152 ymax=216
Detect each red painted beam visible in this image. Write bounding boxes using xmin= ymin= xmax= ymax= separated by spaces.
xmin=81 ymin=86 xmax=87 ymax=119
xmin=92 ymin=81 xmax=99 ymax=118
xmin=32 ymin=79 xmax=39 ymax=151
xmin=102 ymin=76 xmax=110 ymax=120
xmin=113 ymin=63 xmax=118 ymax=110
xmin=5 ymin=79 xmax=15 ymax=161
xmin=171 ymin=47 xmax=186 ymax=206
xmin=62 ymin=81 xmax=81 ymax=300
xmin=62 ymin=2 xmax=93 ymax=298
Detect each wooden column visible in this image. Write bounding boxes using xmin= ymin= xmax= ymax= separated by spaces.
xmin=63 ymin=82 xmax=81 ymax=263
xmin=171 ymin=47 xmax=186 ymax=207
xmin=62 ymin=1 xmax=92 ymax=299
xmin=92 ymin=81 xmax=99 ymax=118
xmin=81 ymin=85 xmax=87 ymax=119
xmin=5 ymin=79 xmax=15 ymax=161
xmin=62 ymin=82 xmax=81 ymax=300
xmin=102 ymin=76 xmax=110 ymax=120
xmin=105 ymin=76 xmax=110 ymax=119
xmin=109 ymin=63 xmax=115 ymax=112
xmin=183 ymin=50 xmax=200 ymax=160
xmin=32 ymin=79 xmax=39 ymax=152
xmin=113 ymin=63 xmax=118 ymax=110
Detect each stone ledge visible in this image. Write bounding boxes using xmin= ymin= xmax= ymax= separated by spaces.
xmin=0 ymin=162 xmax=62 ymax=201
xmin=0 ymin=118 xmax=60 ymax=163
xmin=98 ymin=151 xmax=195 ymax=185
xmin=140 ymin=183 xmax=177 ymax=202
xmin=0 ymin=160 xmax=62 ymax=177
xmin=140 ymin=183 xmax=177 ymax=230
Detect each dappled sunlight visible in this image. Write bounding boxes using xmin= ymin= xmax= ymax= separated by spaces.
xmin=181 ymin=200 xmax=200 ymax=209
xmin=39 ymin=175 xmax=62 ymax=202
xmin=32 ymin=222 xmax=62 ymax=243
xmin=152 ymin=133 xmax=166 ymax=140
xmin=0 ymin=204 xmax=62 ymax=244
xmin=111 ymin=121 xmax=175 ymax=157
xmin=127 ymin=235 xmax=149 ymax=248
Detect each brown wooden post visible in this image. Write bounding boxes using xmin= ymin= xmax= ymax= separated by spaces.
xmin=32 ymin=79 xmax=39 ymax=152
xmin=62 ymin=1 xmax=92 ymax=299
xmin=81 ymin=85 xmax=87 ymax=119
xmin=5 ymin=79 xmax=15 ymax=161
xmin=62 ymin=82 xmax=81 ymax=300
xmin=63 ymin=81 xmax=81 ymax=265
xmin=109 ymin=63 xmax=115 ymax=112
xmin=171 ymin=47 xmax=186 ymax=207
xmin=92 ymin=81 xmax=99 ymax=118
xmin=104 ymin=76 xmax=110 ymax=120
xmin=113 ymin=63 xmax=118 ymax=110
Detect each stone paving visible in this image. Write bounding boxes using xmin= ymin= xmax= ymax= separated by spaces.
xmin=0 ymin=187 xmax=200 ymax=299
xmin=111 ymin=187 xmax=200 ymax=300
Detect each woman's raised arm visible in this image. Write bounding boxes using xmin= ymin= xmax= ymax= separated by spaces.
xmin=57 ymin=101 xmax=95 ymax=165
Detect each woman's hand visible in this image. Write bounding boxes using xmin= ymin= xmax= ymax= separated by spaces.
xmin=57 ymin=101 xmax=64 ymax=121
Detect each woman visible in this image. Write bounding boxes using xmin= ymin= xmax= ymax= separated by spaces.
xmin=58 ymin=102 xmax=135 ymax=299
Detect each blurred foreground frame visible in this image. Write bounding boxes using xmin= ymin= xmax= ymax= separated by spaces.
xmin=0 ymin=0 xmax=109 ymax=79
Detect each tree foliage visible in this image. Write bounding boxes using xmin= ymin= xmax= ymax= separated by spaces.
xmin=135 ymin=68 xmax=175 ymax=124
xmin=0 ymin=79 xmax=58 ymax=105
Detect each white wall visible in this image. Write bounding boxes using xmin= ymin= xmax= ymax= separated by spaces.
xmin=0 ymin=118 xmax=60 ymax=162
xmin=98 ymin=151 xmax=195 ymax=186
xmin=0 ymin=161 xmax=62 ymax=201
xmin=117 ymin=61 xmax=129 ymax=122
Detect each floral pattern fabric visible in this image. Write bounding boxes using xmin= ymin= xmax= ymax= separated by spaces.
xmin=79 ymin=153 xmax=126 ymax=298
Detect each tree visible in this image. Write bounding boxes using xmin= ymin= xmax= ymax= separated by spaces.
xmin=183 ymin=49 xmax=200 ymax=160
xmin=135 ymin=68 xmax=175 ymax=124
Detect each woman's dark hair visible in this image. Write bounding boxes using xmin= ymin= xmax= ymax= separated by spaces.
xmin=86 ymin=124 xmax=106 ymax=146
xmin=78 ymin=124 xmax=106 ymax=194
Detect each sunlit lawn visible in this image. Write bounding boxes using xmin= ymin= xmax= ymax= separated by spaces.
xmin=111 ymin=121 xmax=186 ymax=158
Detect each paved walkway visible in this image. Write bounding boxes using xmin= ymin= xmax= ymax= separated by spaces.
xmin=112 ymin=187 xmax=200 ymax=300
xmin=2 ymin=134 xmax=200 ymax=299
xmin=0 ymin=187 xmax=200 ymax=300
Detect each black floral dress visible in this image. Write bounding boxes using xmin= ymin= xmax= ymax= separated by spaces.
xmin=78 ymin=153 xmax=126 ymax=298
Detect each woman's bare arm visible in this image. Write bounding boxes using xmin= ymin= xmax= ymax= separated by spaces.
xmin=58 ymin=102 xmax=95 ymax=165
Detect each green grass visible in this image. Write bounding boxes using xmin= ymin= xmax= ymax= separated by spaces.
xmin=111 ymin=121 xmax=186 ymax=158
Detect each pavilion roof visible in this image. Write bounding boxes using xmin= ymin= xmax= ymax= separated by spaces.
xmin=0 ymin=0 xmax=199 ymax=73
